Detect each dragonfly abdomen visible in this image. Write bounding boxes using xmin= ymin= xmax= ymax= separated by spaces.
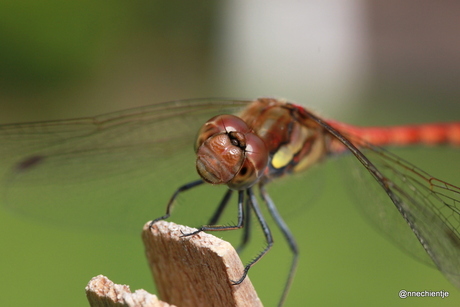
xmin=330 ymin=122 xmax=460 ymax=147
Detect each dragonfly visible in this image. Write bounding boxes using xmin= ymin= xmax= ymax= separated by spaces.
xmin=1 ymin=98 xmax=459 ymax=306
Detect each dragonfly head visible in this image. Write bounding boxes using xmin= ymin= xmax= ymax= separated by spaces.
xmin=195 ymin=114 xmax=268 ymax=190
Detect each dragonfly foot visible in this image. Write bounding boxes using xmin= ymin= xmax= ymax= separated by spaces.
xmin=180 ymin=228 xmax=203 ymax=237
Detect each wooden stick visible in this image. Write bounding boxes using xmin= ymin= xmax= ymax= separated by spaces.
xmin=142 ymin=221 xmax=263 ymax=307
xmin=86 ymin=275 xmax=174 ymax=307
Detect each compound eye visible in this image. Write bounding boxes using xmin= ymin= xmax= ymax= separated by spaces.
xmin=228 ymin=132 xmax=268 ymax=190
xmin=195 ymin=115 xmax=250 ymax=151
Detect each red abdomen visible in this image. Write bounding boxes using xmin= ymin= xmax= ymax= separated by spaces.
xmin=328 ymin=121 xmax=460 ymax=151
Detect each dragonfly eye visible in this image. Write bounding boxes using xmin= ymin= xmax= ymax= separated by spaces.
xmin=195 ymin=115 xmax=268 ymax=190
xmin=227 ymin=132 xmax=268 ymax=190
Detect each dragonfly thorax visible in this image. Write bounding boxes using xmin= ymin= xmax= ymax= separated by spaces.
xmin=239 ymin=98 xmax=330 ymax=180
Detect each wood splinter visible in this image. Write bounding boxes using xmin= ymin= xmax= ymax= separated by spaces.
xmin=143 ymin=221 xmax=263 ymax=307
xmin=86 ymin=275 xmax=174 ymax=307
xmin=86 ymin=221 xmax=262 ymax=307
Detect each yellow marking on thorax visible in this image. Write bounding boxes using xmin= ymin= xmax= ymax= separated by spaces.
xmin=271 ymin=124 xmax=309 ymax=169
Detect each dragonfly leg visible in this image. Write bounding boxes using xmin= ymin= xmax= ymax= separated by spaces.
xmin=206 ymin=189 xmax=252 ymax=254
xmin=207 ymin=189 xmax=234 ymax=225
xmin=260 ymin=185 xmax=298 ymax=307
xmin=231 ymin=188 xmax=273 ymax=285
xmin=181 ymin=190 xmax=245 ymax=236
xmin=149 ymin=179 xmax=204 ymax=229
xmin=236 ymin=198 xmax=252 ymax=253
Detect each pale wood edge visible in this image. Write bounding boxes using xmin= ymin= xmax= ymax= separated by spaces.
xmin=142 ymin=221 xmax=263 ymax=307
xmin=86 ymin=275 xmax=175 ymax=307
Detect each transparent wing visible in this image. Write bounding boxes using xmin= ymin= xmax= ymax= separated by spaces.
xmin=0 ymin=99 xmax=252 ymax=233
xmin=335 ymin=131 xmax=460 ymax=288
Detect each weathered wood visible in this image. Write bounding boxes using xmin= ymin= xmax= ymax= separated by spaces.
xmin=142 ymin=221 xmax=263 ymax=307
xmin=86 ymin=275 xmax=174 ymax=307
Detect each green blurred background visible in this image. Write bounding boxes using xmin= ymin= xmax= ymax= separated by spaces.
xmin=0 ymin=1 xmax=459 ymax=306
